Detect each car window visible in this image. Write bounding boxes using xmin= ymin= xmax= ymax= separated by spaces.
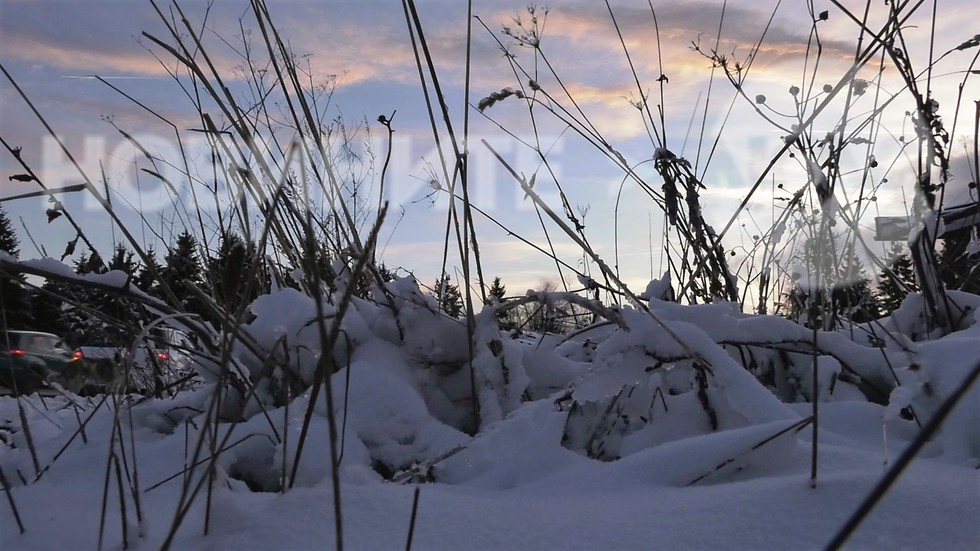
xmin=8 ymin=333 xmax=26 ymax=349
xmin=10 ymin=334 xmax=62 ymax=352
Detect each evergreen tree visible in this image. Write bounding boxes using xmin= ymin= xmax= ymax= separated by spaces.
xmin=56 ymin=250 xmax=105 ymax=345
xmin=350 ymin=261 xmax=395 ymax=300
xmin=487 ymin=276 xmax=506 ymax=304
xmin=834 ymin=245 xmax=880 ymax=323
xmin=434 ymin=272 xmax=463 ymax=318
xmin=108 ymin=243 xmax=139 ymax=274
xmin=781 ymin=231 xmax=880 ymax=327
xmin=0 ymin=206 xmax=19 ymax=257
xmin=207 ymin=233 xmax=269 ymax=324
xmin=372 ymin=262 xmax=396 ymax=283
xmin=876 ymin=242 xmax=918 ymax=315
xmin=28 ymin=280 xmax=68 ymax=339
xmin=486 ymin=276 xmax=513 ymax=329
xmin=103 ymin=244 xmax=143 ymax=342
xmin=162 ymin=231 xmax=208 ymax=316
xmin=62 ymin=249 xmax=144 ymax=346
xmin=376 ymin=263 xmax=396 ymax=285
xmin=284 ymin=243 xmax=336 ymax=295
xmin=938 ymin=229 xmax=980 ymax=295
xmin=136 ymin=247 xmax=164 ymax=295
xmin=782 ymin=230 xmax=834 ymax=327
xmin=75 ymin=250 xmax=107 ymax=276
xmin=0 ymin=206 xmax=30 ymax=329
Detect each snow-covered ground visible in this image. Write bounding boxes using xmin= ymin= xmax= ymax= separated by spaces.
xmin=2 ymin=276 xmax=978 ymax=550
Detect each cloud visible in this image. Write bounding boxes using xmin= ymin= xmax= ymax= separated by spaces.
xmin=3 ymin=0 xmax=974 ymax=292
xmin=441 ymin=2 xmax=873 ymax=145
xmin=4 ymin=35 xmax=173 ymax=77
xmin=0 ymin=1 xmax=857 ymax=120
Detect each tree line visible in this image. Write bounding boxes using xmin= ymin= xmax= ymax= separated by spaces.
xmin=1 ymin=203 xmax=977 ymax=344
xmin=778 ymin=228 xmax=978 ymax=328
xmin=0 ymin=203 xmax=281 ymax=348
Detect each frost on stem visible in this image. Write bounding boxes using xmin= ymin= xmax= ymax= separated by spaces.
xmin=477 ymin=87 xmax=526 ymax=112
xmin=807 ymin=158 xmax=831 ymax=206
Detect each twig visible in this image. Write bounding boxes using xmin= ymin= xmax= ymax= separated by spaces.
xmin=825 ymin=357 xmax=980 ymax=550
xmin=688 ymin=416 xmax=814 ymax=486
xmin=0 ymin=463 xmax=25 ymax=534
xmin=404 ymin=486 xmax=421 ymax=551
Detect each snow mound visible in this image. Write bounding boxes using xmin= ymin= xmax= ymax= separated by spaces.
xmin=2 ymin=276 xmax=979 ymax=550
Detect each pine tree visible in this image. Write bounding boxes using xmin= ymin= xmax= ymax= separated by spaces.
xmin=487 ymin=276 xmax=506 ymax=304
xmin=207 ymin=233 xmax=269 ymax=324
xmin=56 ymin=250 xmax=105 ymax=346
xmin=75 ymin=250 xmax=107 ymax=276
xmin=876 ymin=242 xmax=918 ymax=315
xmin=136 ymin=247 xmax=164 ymax=295
xmin=434 ymin=272 xmax=463 ymax=318
xmin=283 ymin=243 xmax=337 ymax=296
xmin=210 ymin=233 xmax=247 ymax=314
xmin=108 ymin=243 xmax=139 ymax=275
xmin=781 ymin=229 xmax=835 ymax=328
xmin=29 ymin=280 xmax=68 ymax=339
xmin=781 ymin=231 xmax=880 ymax=327
xmin=0 ymin=206 xmax=30 ymax=329
xmin=162 ymin=231 xmax=208 ymax=316
xmin=834 ymin=244 xmax=880 ymax=323
xmin=62 ymin=248 xmax=144 ymax=346
xmin=102 ymin=244 xmax=143 ymax=342
xmin=486 ymin=276 xmax=513 ymax=329
xmin=938 ymin=229 xmax=980 ymax=295
xmin=0 ymin=206 xmax=19 ymax=257
xmin=350 ymin=261 xmax=395 ymax=300
xmin=377 ymin=263 xmax=395 ymax=283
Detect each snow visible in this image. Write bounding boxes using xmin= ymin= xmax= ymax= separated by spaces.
xmin=15 ymin=258 xmax=160 ymax=306
xmin=1 ymin=275 xmax=978 ymax=550
xmin=639 ymin=270 xmax=673 ymax=301
xmin=20 ymin=257 xmax=77 ymax=278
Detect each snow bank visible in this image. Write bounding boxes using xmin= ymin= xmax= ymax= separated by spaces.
xmin=2 ymin=276 xmax=978 ymax=550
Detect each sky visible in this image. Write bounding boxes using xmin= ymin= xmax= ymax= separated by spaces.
xmin=1 ymin=0 xmax=978 ymax=298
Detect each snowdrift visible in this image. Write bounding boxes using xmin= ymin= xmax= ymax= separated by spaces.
xmin=2 ymin=275 xmax=978 ymax=549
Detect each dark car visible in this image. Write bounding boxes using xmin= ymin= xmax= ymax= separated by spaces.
xmin=0 ymin=330 xmax=79 ymax=394
xmin=73 ymin=342 xmax=174 ymax=393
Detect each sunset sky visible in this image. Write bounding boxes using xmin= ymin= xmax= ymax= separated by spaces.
xmin=1 ymin=0 xmax=978 ymax=295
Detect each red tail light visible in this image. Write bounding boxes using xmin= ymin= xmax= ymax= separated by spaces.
xmin=10 ymin=348 xmax=26 ymax=357
xmin=72 ymin=350 xmax=83 ymax=361
xmin=157 ymin=352 xmax=170 ymax=361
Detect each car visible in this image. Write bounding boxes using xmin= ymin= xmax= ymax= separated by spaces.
xmin=0 ymin=330 xmax=79 ymax=395
xmin=72 ymin=340 xmax=180 ymax=394
xmin=76 ymin=343 xmax=170 ymax=391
